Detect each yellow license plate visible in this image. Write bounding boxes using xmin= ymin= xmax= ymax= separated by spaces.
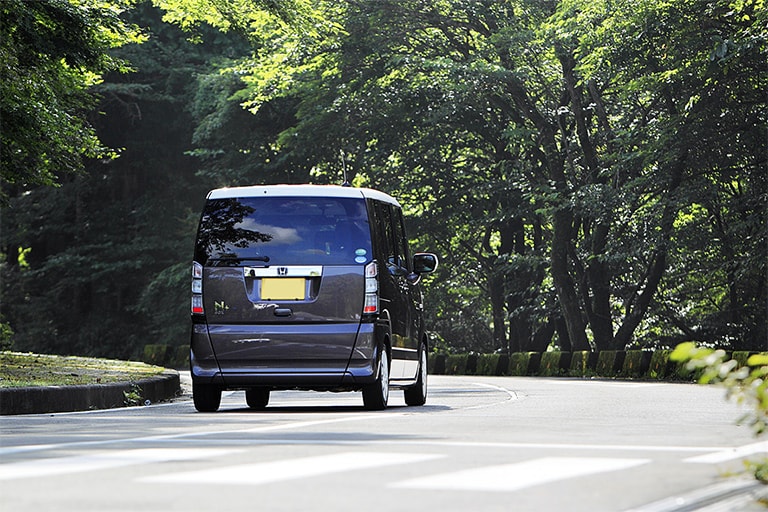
xmin=261 ymin=278 xmax=306 ymax=300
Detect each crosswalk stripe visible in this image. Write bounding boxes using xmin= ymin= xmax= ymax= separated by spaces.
xmin=0 ymin=448 xmax=240 ymax=480
xmin=392 ymin=457 xmax=650 ymax=492
xmin=0 ymin=414 xmax=405 ymax=458
xmin=7 ymin=442 xmax=755 ymax=490
xmin=140 ymin=451 xmax=444 ymax=485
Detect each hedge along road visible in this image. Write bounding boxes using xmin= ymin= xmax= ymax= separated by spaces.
xmin=1 ymin=375 xmax=765 ymax=512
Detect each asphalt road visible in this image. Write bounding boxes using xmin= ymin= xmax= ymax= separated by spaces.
xmin=1 ymin=375 xmax=766 ymax=512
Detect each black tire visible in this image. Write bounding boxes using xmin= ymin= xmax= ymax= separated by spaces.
xmin=404 ymin=343 xmax=428 ymax=406
xmin=245 ymin=388 xmax=270 ymax=410
xmin=362 ymin=348 xmax=389 ymax=410
xmin=193 ymin=382 xmax=221 ymax=412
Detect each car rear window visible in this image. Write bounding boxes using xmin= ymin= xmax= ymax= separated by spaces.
xmin=195 ymin=196 xmax=373 ymax=266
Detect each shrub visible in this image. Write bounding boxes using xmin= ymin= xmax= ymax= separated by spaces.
xmin=476 ymin=354 xmax=501 ymax=376
xmin=648 ymin=350 xmax=672 ymax=380
xmin=671 ymin=342 xmax=768 ymax=482
xmin=445 ymin=354 xmax=469 ymax=375
xmin=540 ymin=352 xmax=570 ymax=377
xmin=732 ymin=351 xmax=753 ymax=367
xmin=0 ymin=321 xmax=13 ymax=351
xmin=465 ymin=353 xmax=478 ymax=375
xmin=431 ymin=353 xmax=447 ymax=375
xmin=623 ymin=350 xmax=652 ymax=378
xmin=508 ymin=352 xmax=531 ymax=376
xmin=171 ymin=346 xmax=189 ymax=369
xmin=527 ymin=352 xmax=542 ymax=375
xmin=596 ymin=351 xmax=625 ymax=377
xmin=143 ymin=344 xmax=169 ymax=366
xmin=496 ymin=354 xmax=510 ymax=376
xmin=569 ymin=351 xmax=593 ymax=377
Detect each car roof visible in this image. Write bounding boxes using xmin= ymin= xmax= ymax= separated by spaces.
xmin=206 ymin=184 xmax=401 ymax=207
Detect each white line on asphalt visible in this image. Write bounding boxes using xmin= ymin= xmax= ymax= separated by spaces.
xmin=0 ymin=413 xmax=405 ymax=457
xmin=460 ymin=382 xmax=520 ymax=410
xmin=5 ymin=432 xmax=752 ymax=461
xmin=382 ymin=440 xmax=731 ymax=454
xmin=0 ymin=448 xmax=240 ymax=480
xmin=140 ymin=451 xmax=444 ymax=485
xmin=392 ymin=456 xmax=650 ymax=492
xmin=683 ymin=440 xmax=768 ymax=464
xmin=106 ymin=436 xmax=745 ymax=465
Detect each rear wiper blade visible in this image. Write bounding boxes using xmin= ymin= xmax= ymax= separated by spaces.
xmin=208 ymin=256 xmax=270 ymax=266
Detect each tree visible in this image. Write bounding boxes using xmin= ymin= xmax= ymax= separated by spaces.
xmin=558 ymin=0 xmax=767 ymax=349
xmin=3 ymin=0 xmax=763 ymax=359
xmin=0 ymin=2 xmax=246 ymax=357
xmin=0 ymin=0 xmax=141 ymax=199
xmin=214 ymin=0 xmax=765 ymax=351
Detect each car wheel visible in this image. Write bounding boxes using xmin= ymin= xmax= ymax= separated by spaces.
xmin=363 ymin=347 xmax=389 ymax=410
xmin=193 ymin=382 xmax=221 ymax=412
xmin=245 ymin=388 xmax=270 ymax=410
xmin=404 ymin=343 xmax=428 ymax=406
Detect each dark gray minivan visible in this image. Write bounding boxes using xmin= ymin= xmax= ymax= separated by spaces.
xmin=190 ymin=185 xmax=438 ymax=411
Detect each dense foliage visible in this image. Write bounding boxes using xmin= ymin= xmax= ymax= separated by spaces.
xmin=1 ymin=0 xmax=765 ymax=358
xmin=671 ymin=342 xmax=768 ymax=480
xmin=0 ymin=0 xmax=141 ymax=199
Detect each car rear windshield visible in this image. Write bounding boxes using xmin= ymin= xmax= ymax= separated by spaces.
xmin=195 ymin=196 xmax=373 ymax=266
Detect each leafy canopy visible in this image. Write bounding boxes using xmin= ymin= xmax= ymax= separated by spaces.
xmin=0 ymin=0 xmax=144 ymax=197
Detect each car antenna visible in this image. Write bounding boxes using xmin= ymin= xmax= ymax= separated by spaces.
xmin=340 ymin=149 xmax=351 ymax=187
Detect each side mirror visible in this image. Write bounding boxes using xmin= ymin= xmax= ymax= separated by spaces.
xmin=413 ymin=253 xmax=438 ymax=274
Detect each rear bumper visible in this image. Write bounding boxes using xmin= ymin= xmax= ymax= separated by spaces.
xmin=190 ymin=322 xmax=377 ymax=389
xmin=190 ymin=371 xmax=376 ymax=390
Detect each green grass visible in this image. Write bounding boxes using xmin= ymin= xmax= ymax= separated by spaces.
xmin=0 ymin=351 xmax=165 ymax=388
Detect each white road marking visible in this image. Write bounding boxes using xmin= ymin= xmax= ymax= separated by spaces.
xmin=140 ymin=451 xmax=444 ymax=485
xmin=379 ymin=440 xmax=729 ymax=454
xmin=460 ymin=382 xmax=520 ymax=410
xmin=5 ymin=434 xmax=760 ymax=469
xmin=392 ymin=457 xmax=650 ymax=492
xmin=0 ymin=448 xmax=239 ymax=480
xmin=147 ymin=437 xmax=732 ymax=455
xmin=683 ymin=440 xmax=768 ymax=464
xmin=0 ymin=413 xmax=404 ymax=457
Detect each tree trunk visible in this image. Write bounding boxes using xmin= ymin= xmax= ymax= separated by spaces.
xmin=586 ymin=222 xmax=614 ymax=350
xmin=551 ymin=207 xmax=590 ymax=351
xmin=488 ymin=269 xmax=508 ymax=352
xmin=503 ymin=73 xmax=591 ymax=351
xmin=613 ymin=155 xmax=686 ymax=349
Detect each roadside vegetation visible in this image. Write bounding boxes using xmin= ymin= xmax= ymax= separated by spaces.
xmin=0 ymin=351 xmax=164 ymax=388
xmin=671 ymin=342 xmax=768 ymax=482
xmin=0 ymin=1 xmax=764 ymax=361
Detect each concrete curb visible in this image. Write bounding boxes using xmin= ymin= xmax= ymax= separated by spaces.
xmin=626 ymin=478 xmax=766 ymax=511
xmin=0 ymin=370 xmax=181 ymax=415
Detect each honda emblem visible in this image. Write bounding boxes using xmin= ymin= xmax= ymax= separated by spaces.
xmin=277 ymin=267 xmax=288 ymax=276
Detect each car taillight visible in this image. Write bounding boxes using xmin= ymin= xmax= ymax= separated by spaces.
xmin=364 ymin=261 xmax=378 ymax=315
xmin=192 ymin=262 xmax=204 ymax=315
